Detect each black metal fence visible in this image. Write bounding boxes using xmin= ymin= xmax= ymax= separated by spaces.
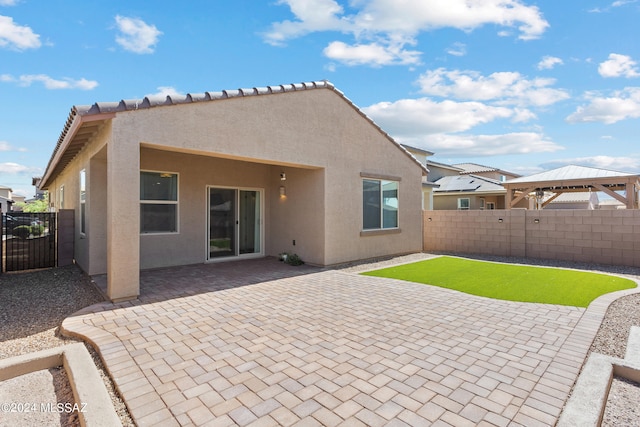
xmin=1 ymin=212 xmax=57 ymax=272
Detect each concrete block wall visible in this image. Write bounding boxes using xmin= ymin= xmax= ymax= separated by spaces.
xmin=423 ymin=209 xmax=640 ymax=267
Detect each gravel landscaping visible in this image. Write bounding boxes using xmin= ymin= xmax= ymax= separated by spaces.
xmin=0 ymin=265 xmax=134 ymax=426
xmin=0 ymin=255 xmax=638 ymax=426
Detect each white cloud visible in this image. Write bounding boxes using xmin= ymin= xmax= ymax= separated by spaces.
xmin=417 ymin=68 xmax=570 ymax=107
xmin=0 ymin=14 xmax=40 ymax=50
xmin=566 ymin=87 xmax=640 ymax=124
xmin=0 ymin=0 xmax=19 ymax=5
xmin=2 ymin=73 xmax=98 ymax=90
xmin=598 ymin=53 xmax=640 ymax=78
xmin=446 ymin=42 xmax=466 ymax=57
xmin=0 ymin=141 xmax=27 ymax=152
xmin=0 ymin=162 xmax=41 ymax=175
xmin=537 ymin=56 xmax=563 ymax=70
xmin=363 ymin=97 xmax=514 ymax=135
xmin=265 ymin=0 xmax=548 ymax=66
xmin=145 ymin=86 xmax=184 ymax=98
xmin=323 ymin=41 xmax=421 ymax=66
xmin=612 ymin=0 xmax=638 ymax=7
xmin=408 ymin=132 xmax=563 ymax=157
xmin=114 ymin=15 xmax=162 ymax=54
xmin=540 ymin=155 xmax=640 ymax=173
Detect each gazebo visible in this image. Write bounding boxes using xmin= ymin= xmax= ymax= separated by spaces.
xmin=503 ymin=165 xmax=640 ymax=210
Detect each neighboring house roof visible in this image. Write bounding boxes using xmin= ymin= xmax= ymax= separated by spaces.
xmin=599 ymin=199 xmax=625 ymax=207
xmin=421 ymin=177 xmax=440 ymax=188
xmin=426 ymin=160 xmax=464 ymax=172
xmin=401 ymin=144 xmax=434 ymax=157
xmin=0 ymin=185 xmax=12 ymax=190
xmin=41 ymin=80 xmax=427 ymax=187
xmin=547 ymin=192 xmax=598 ymax=203
xmin=433 ymin=174 xmax=505 ymax=194
xmin=505 ymin=165 xmax=636 ymax=184
xmin=453 ymin=162 xmax=521 ymax=178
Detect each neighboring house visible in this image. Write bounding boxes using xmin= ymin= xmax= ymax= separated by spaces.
xmin=432 ymin=174 xmax=510 ymax=210
xmin=0 ymin=185 xmax=14 ymax=212
xmin=401 ymin=145 xmax=439 ymax=210
xmin=426 ymin=161 xmax=524 ymax=210
xmin=39 ymin=81 xmax=426 ymax=301
xmin=599 ymin=199 xmax=626 ymax=210
xmin=426 ymin=160 xmax=464 ymax=182
xmin=453 ymin=163 xmax=520 ymax=182
xmin=32 ymin=177 xmax=46 ymax=200
xmin=544 ymin=191 xmax=599 ymax=210
xmin=10 ymin=194 xmax=26 ymax=212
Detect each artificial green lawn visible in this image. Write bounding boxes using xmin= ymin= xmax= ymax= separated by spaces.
xmin=362 ymin=256 xmax=636 ymax=307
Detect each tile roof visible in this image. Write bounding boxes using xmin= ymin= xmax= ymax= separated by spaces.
xmin=72 ymin=81 xmax=337 ymax=116
xmin=452 ymin=163 xmax=500 ymax=174
xmin=547 ymin=191 xmax=598 ymax=203
xmin=42 ymin=80 xmax=427 ymax=186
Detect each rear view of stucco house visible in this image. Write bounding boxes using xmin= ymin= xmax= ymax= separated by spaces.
xmin=39 ymin=81 xmax=426 ymax=301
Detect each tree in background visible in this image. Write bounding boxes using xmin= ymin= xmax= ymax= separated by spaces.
xmin=15 ymin=192 xmax=49 ymax=213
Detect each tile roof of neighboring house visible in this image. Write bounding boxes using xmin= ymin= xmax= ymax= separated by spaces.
xmin=453 ymin=162 xmax=521 ymax=178
xmin=506 ymin=165 xmax=636 ymax=184
xmin=452 ymin=163 xmax=500 ymax=174
xmin=42 ymin=80 xmax=427 ymax=186
xmin=401 ymin=144 xmax=435 ymax=156
xmin=426 ymin=160 xmax=464 ymax=172
xmin=547 ymin=191 xmax=598 ymax=203
xmin=433 ymin=174 xmax=505 ymax=194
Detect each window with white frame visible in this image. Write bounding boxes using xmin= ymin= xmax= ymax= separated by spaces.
xmin=363 ymin=179 xmax=398 ymax=230
xmin=487 ymin=202 xmax=496 ymax=210
xmin=457 ymin=198 xmax=470 ymax=210
xmin=59 ymin=185 xmax=64 ymax=209
xmin=79 ymin=170 xmax=86 ymax=234
xmin=479 ymin=198 xmax=485 ymax=210
xmin=140 ymin=171 xmax=178 ymax=233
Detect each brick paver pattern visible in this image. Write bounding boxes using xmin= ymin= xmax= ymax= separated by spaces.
xmin=63 ymin=258 xmax=595 ymax=426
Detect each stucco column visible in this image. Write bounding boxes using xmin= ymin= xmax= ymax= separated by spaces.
xmin=106 ymin=134 xmax=140 ymax=301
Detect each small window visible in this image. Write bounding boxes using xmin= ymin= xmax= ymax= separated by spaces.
xmin=140 ymin=171 xmax=178 ymax=233
xmin=457 ymin=198 xmax=470 ymax=210
xmin=479 ymin=198 xmax=485 ymax=210
xmin=79 ymin=170 xmax=86 ymax=234
xmin=487 ymin=202 xmax=496 ymax=210
xmin=363 ymin=179 xmax=398 ymax=230
xmin=59 ymin=185 xmax=64 ymax=209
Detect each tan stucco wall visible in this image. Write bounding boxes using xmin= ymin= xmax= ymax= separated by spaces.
xmin=114 ymin=88 xmax=422 ymax=267
xmin=137 ymin=148 xmax=328 ymax=269
xmin=46 ymin=122 xmax=110 ymax=275
xmin=44 ymin=87 xmax=424 ymax=299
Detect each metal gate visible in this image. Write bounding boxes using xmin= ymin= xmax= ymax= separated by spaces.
xmin=1 ymin=212 xmax=57 ymax=272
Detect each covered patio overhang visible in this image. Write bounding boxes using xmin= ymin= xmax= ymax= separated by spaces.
xmin=504 ymin=167 xmax=640 ymax=210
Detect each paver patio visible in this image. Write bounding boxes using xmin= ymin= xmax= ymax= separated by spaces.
xmin=61 ymin=257 xmax=637 ymax=426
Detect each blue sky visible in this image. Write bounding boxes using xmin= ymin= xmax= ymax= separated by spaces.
xmin=1 ymin=0 xmax=639 ymax=197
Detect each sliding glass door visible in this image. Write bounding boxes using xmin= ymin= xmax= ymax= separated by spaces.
xmin=208 ymin=187 xmax=262 ymax=259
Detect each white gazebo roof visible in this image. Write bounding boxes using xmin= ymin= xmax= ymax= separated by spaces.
xmin=504 ymin=165 xmax=640 ymax=209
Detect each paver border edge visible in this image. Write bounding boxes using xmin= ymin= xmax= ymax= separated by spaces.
xmin=557 ymin=326 xmax=640 ymax=427
xmin=0 ymin=343 xmax=122 ymax=427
